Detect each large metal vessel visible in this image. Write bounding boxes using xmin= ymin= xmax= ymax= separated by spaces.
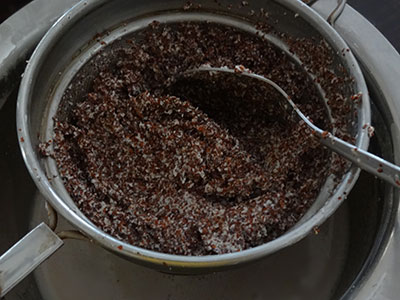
xmin=1 ymin=0 xmax=399 ymax=298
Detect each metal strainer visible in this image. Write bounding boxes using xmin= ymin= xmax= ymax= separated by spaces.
xmin=1 ymin=0 xmax=370 ymax=296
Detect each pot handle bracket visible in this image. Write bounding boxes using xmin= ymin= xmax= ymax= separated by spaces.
xmin=45 ymin=201 xmax=88 ymax=241
xmin=309 ymin=0 xmax=347 ymax=26
xmin=0 ymin=202 xmax=87 ymax=297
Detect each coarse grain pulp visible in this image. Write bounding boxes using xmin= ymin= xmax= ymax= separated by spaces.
xmin=45 ymin=20 xmax=353 ymax=255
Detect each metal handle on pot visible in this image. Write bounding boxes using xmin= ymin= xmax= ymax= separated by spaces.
xmin=0 ymin=222 xmax=63 ymax=297
xmin=0 ymin=202 xmax=87 ymax=297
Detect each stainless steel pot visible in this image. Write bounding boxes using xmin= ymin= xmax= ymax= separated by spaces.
xmin=0 ymin=0 xmax=370 ymax=296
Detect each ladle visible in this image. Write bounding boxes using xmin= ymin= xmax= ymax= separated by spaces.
xmin=185 ymin=66 xmax=400 ymax=188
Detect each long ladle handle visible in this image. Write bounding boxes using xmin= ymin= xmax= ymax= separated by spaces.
xmin=187 ymin=66 xmax=400 ymax=188
xmin=274 ymin=71 xmax=400 ymax=188
xmin=319 ymin=132 xmax=400 ymax=188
